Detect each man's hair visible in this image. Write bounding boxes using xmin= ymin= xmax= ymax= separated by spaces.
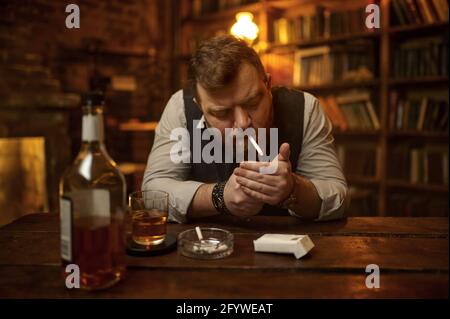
xmin=188 ymin=35 xmax=266 ymax=91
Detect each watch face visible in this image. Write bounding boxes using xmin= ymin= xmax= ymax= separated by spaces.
xmin=280 ymin=193 xmax=296 ymax=209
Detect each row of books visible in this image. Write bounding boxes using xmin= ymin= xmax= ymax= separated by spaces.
xmin=347 ymin=178 xmax=449 ymax=217
xmin=273 ymin=13 xmax=325 ymax=44
xmin=191 ymin=0 xmax=258 ymax=17
xmin=319 ymin=91 xmax=380 ymax=131
xmin=389 ymin=144 xmax=449 ymax=185
xmin=389 ymin=90 xmax=449 ymax=132
xmin=347 ymin=187 xmax=378 ymax=216
xmin=293 ymin=42 xmax=375 ymax=86
xmin=391 ymin=0 xmax=449 ymax=25
xmin=336 ymin=143 xmax=378 ymax=177
xmin=387 ymin=193 xmax=448 ymax=216
xmin=262 ymin=53 xmax=294 ymax=86
xmin=272 ymin=5 xmax=372 ymax=44
xmin=393 ymin=36 xmax=448 ymax=78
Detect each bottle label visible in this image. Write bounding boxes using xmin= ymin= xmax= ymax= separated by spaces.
xmin=60 ymin=197 xmax=72 ymax=262
xmin=69 ymin=189 xmax=111 ymax=220
xmin=82 ymin=114 xmax=104 ymax=142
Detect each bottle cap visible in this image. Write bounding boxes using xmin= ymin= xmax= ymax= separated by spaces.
xmin=81 ymin=91 xmax=104 ymax=107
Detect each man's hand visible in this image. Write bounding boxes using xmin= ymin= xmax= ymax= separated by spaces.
xmin=234 ymin=143 xmax=295 ymax=206
xmin=223 ymin=172 xmax=264 ymax=217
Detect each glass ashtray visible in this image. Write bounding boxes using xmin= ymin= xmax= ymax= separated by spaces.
xmin=177 ymin=228 xmax=234 ymax=259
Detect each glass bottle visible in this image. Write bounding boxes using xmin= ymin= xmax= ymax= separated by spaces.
xmin=59 ymin=91 xmax=126 ymax=290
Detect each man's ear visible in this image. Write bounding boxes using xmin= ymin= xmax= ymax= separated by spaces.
xmin=193 ymin=96 xmax=202 ymax=110
xmin=193 ymin=96 xmax=199 ymax=106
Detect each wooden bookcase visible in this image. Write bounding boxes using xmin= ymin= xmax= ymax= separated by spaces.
xmin=174 ymin=0 xmax=449 ymax=216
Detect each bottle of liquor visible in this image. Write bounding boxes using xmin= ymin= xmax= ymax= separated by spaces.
xmin=59 ymin=91 xmax=126 ymax=290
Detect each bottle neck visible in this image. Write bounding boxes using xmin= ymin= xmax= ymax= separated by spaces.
xmin=82 ymin=112 xmax=105 ymax=145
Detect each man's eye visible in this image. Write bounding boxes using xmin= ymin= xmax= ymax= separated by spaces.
xmin=212 ymin=110 xmax=229 ymax=118
xmin=243 ymin=95 xmax=263 ymax=109
xmin=244 ymin=99 xmax=260 ymax=109
xmin=246 ymin=101 xmax=259 ymax=108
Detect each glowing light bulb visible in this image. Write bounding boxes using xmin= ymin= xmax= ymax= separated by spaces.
xmin=230 ymin=12 xmax=259 ymax=42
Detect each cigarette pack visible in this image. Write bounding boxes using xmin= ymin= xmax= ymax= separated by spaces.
xmin=253 ymin=234 xmax=314 ymax=259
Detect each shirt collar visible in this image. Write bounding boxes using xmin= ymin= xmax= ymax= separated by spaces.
xmin=196 ymin=115 xmax=206 ymax=129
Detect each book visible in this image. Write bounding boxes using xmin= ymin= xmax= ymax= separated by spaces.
xmin=424 ymin=146 xmax=443 ymax=184
xmin=325 ymin=95 xmax=349 ymax=131
xmin=263 ymin=53 xmax=294 ymax=86
xmin=389 ymin=143 xmax=448 ymax=185
xmin=388 ymin=192 xmax=448 ymax=216
xmin=390 ymin=90 xmax=449 ymax=132
xmin=391 ymin=0 xmax=449 ymax=25
xmin=432 ymin=0 xmax=449 ymax=21
xmin=389 ymin=91 xmax=399 ymax=130
xmin=394 ymin=36 xmax=448 ymax=78
xmin=336 ymin=143 xmax=378 ymax=177
xmin=417 ymin=0 xmax=434 ymax=23
xmin=272 ymin=5 xmax=370 ymax=44
xmin=335 ymin=91 xmax=379 ymax=130
xmin=191 ymin=0 xmax=259 ymax=16
xmin=366 ymin=100 xmax=381 ymax=130
xmin=406 ymin=0 xmax=423 ymax=24
xmin=317 ymin=91 xmax=380 ymax=132
xmin=293 ymin=46 xmax=331 ymax=86
xmin=293 ymin=40 xmax=375 ymax=86
xmin=416 ymin=97 xmax=429 ymax=130
xmin=347 ymin=187 xmax=378 ymax=216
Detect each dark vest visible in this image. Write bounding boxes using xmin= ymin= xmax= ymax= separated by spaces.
xmin=183 ymin=86 xmax=305 ymax=215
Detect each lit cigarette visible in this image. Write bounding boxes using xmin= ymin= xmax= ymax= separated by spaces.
xmin=195 ymin=226 xmax=203 ymax=241
xmin=249 ymin=136 xmax=263 ymax=156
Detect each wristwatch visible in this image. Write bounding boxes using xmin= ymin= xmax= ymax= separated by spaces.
xmin=212 ymin=182 xmax=231 ymax=215
xmin=278 ymin=177 xmax=297 ymax=210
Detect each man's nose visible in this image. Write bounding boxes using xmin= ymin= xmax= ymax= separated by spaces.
xmin=234 ymin=106 xmax=251 ymax=129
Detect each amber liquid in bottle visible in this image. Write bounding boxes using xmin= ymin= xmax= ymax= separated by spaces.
xmin=59 ymin=92 xmax=126 ymax=290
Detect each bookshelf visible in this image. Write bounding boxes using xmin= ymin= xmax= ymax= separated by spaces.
xmin=295 ymin=79 xmax=380 ymax=92
xmin=266 ymin=30 xmax=381 ymax=50
xmin=387 ymin=180 xmax=449 ymax=194
xmin=174 ymin=0 xmax=449 ymax=216
xmin=388 ymin=76 xmax=449 ymax=86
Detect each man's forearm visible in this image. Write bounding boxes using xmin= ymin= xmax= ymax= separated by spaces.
xmin=187 ymin=174 xmax=322 ymax=220
xmin=187 ymin=183 xmax=220 ymax=219
xmin=289 ymin=174 xmax=322 ymax=220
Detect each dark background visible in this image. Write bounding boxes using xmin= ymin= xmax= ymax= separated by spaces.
xmin=0 ymin=0 xmax=448 ymax=225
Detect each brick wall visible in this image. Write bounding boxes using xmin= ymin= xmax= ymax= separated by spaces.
xmin=0 ymin=0 xmax=174 ymax=213
xmin=1 ymin=0 xmax=171 ymax=92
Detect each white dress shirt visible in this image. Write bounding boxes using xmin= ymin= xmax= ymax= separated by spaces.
xmin=142 ymin=89 xmax=348 ymax=223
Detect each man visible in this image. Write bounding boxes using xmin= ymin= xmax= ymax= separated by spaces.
xmin=143 ymin=35 xmax=348 ymax=223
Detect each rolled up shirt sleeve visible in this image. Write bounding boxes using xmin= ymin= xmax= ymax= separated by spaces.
xmin=142 ymin=90 xmax=203 ymax=223
xmin=290 ymin=92 xmax=349 ymax=221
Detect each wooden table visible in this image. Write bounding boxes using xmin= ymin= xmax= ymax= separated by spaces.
xmin=0 ymin=213 xmax=448 ymax=298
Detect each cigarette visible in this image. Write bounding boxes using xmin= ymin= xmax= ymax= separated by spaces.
xmin=249 ymin=136 xmax=263 ymax=156
xmin=195 ymin=226 xmax=203 ymax=241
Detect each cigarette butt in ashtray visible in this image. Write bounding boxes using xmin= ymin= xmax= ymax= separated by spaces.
xmin=195 ymin=226 xmax=203 ymax=241
xmin=193 ymin=226 xmax=227 ymax=254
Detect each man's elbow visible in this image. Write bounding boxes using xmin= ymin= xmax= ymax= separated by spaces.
xmin=316 ymin=183 xmax=349 ymax=221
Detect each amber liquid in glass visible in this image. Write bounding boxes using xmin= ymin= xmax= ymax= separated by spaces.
xmin=132 ymin=209 xmax=167 ymax=245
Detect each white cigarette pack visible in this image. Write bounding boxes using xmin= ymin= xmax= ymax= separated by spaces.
xmin=253 ymin=234 xmax=314 ymax=259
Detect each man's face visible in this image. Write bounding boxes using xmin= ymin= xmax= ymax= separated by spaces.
xmin=196 ymin=63 xmax=273 ymax=140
